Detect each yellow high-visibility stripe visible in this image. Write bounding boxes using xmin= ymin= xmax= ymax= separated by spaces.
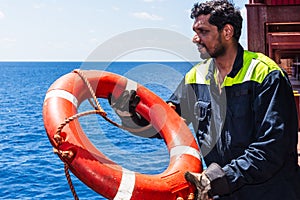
xmin=185 ymin=51 xmax=284 ymax=86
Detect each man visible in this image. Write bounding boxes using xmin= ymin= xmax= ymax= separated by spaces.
xmin=167 ymin=0 xmax=300 ymax=199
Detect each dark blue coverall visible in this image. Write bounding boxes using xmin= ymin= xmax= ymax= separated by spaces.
xmin=168 ymin=44 xmax=300 ymax=199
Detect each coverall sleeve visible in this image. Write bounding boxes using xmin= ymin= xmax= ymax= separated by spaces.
xmin=167 ymin=78 xmax=196 ymax=125
xmin=205 ymin=70 xmax=298 ymax=195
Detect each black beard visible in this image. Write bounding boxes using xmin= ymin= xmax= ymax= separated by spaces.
xmin=210 ymin=45 xmax=226 ymax=58
xmin=209 ymin=34 xmax=226 ymax=58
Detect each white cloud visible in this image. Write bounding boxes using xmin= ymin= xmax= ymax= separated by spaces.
xmin=240 ymin=7 xmax=247 ymax=18
xmin=112 ymin=6 xmax=120 ymax=11
xmin=89 ymin=38 xmax=100 ymax=44
xmin=169 ymin=24 xmax=179 ymax=29
xmin=47 ymin=41 xmax=69 ymax=49
xmin=240 ymin=7 xmax=248 ymax=49
xmin=33 ymin=3 xmax=46 ymax=9
xmin=0 ymin=38 xmax=16 ymax=43
xmin=0 ymin=11 xmax=5 ymax=19
xmin=89 ymin=29 xmax=96 ymax=33
xmin=132 ymin=12 xmax=163 ymax=21
xmin=0 ymin=38 xmax=17 ymax=48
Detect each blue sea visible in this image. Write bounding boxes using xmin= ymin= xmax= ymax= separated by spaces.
xmin=0 ymin=61 xmax=195 ymax=199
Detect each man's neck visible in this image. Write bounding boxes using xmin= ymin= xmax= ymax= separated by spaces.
xmin=214 ymin=44 xmax=238 ymax=82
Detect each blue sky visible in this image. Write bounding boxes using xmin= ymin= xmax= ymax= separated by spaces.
xmin=0 ymin=0 xmax=248 ymax=61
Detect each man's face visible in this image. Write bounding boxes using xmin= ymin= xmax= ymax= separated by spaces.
xmin=192 ymin=34 xmax=210 ymax=59
xmin=192 ymin=14 xmax=225 ymax=58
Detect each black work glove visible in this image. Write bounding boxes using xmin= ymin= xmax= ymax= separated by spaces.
xmin=185 ymin=163 xmax=230 ymax=200
xmin=185 ymin=171 xmax=212 ymax=200
xmin=108 ymin=90 xmax=161 ymax=138
xmin=109 ymin=90 xmax=148 ymax=126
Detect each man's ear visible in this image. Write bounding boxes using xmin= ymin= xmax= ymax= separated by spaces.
xmin=223 ymin=24 xmax=234 ymax=40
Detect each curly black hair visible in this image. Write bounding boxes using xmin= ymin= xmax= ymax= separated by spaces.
xmin=191 ymin=0 xmax=243 ymax=42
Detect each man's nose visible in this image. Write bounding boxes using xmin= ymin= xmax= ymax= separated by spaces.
xmin=192 ymin=34 xmax=200 ymax=43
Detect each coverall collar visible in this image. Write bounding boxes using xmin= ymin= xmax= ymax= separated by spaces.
xmin=205 ymin=43 xmax=244 ymax=82
xmin=227 ymin=43 xmax=244 ymax=78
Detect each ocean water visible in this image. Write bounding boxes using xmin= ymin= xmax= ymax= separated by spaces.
xmin=0 ymin=61 xmax=194 ymax=199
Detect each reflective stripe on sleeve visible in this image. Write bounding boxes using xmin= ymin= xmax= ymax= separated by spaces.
xmin=243 ymin=59 xmax=259 ymax=82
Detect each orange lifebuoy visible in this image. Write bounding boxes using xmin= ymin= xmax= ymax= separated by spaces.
xmin=43 ymin=70 xmax=202 ymax=200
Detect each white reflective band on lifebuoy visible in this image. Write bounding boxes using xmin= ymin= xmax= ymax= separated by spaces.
xmin=44 ymin=89 xmax=78 ymax=108
xmin=113 ymin=168 xmax=136 ymax=200
xmin=125 ymin=79 xmax=137 ymax=91
xmin=170 ymin=146 xmax=201 ymax=161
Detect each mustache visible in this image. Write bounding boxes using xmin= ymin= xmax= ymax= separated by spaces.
xmin=196 ymin=43 xmax=206 ymax=49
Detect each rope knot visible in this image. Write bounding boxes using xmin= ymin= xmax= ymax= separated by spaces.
xmin=54 ymin=134 xmax=63 ymax=145
xmin=53 ymin=148 xmax=74 ymax=160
